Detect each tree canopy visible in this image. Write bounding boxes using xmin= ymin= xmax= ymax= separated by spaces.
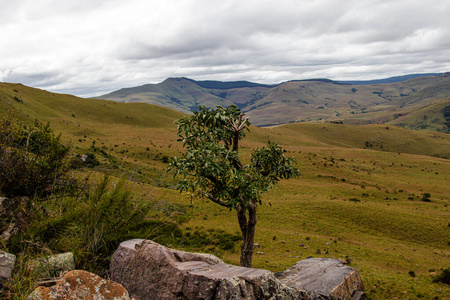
xmin=169 ymin=105 xmax=299 ymax=267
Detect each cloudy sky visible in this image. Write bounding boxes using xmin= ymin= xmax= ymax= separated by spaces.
xmin=1 ymin=0 xmax=450 ymax=97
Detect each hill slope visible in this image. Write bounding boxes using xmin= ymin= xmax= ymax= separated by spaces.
xmin=2 ymin=82 xmax=449 ymax=158
xmin=1 ymin=83 xmax=449 ymax=299
xmin=95 ymin=78 xmax=236 ymax=113
xmin=341 ymin=73 xmax=441 ymax=85
xmin=96 ymin=73 xmax=450 ymax=129
xmin=0 ymin=82 xmax=185 ymax=130
xmin=2 ymin=82 xmax=450 ymax=159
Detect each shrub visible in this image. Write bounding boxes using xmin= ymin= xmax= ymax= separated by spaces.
xmin=422 ymin=193 xmax=431 ymax=202
xmin=74 ymin=176 xmax=154 ymax=273
xmin=433 ymin=268 xmax=450 ymax=285
xmin=13 ymin=96 xmax=23 ymax=103
xmin=0 ymin=112 xmax=72 ymax=198
xmin=83 ymin=152 xmax=100 ymax=167
xmin=6 ymin=176 xmax=157 ymax=275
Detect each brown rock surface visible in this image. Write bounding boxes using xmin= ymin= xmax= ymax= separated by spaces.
xmin=28 ymin=269 xmax=130 ymax=300
xmin=0 ymin=250 xmax=16 ymax=284
xmin=275 ymin=258 xmax=366 ymax=299
xmin=110 ymin=239 xmax=314 ymax=300
xmin=110 ymin=239 xmax=366 ymax=300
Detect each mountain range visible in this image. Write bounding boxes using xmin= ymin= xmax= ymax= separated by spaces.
xmin=96 ymin=73 xmax=450 ymax=131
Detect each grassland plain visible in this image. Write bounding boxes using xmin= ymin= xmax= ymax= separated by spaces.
xmin=1 ymin=82 xmax=449 ymax=299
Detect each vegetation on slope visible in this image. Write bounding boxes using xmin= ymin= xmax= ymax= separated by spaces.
xmin=0 ymin=110 xmax=241 ymax=299
xmin=388 ymin=99 xmax=450 ymax=133
xmin=0 ymin=83 xmax=449 ymax=299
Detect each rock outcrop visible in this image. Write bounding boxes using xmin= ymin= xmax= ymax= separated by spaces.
xmin=0 ymin=250 xmax=16 ymax=284
xmin=110 ymin=239 xmax=366 ymax=300
xmin=28 ymin=269 xmax=130 ymax=300
xmin=111 ymin=239 xmax=315 ymax=299
xmin=275 ymin=258 xmax=366 ymax=299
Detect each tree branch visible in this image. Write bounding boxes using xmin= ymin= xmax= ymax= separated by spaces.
xmin=226 ymin=113 xmax=248 ymax=154
xmin=200 ymin=191 xmax=232 ymax=208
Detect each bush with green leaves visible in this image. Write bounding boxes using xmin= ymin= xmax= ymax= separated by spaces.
xmin=7 ymin=176 xmax=159 ymax=266
xmin=0 ymin=111 xmax=72 ymax=198
xmin=3 ymin=176 xmax=166 ymax=297
xmin=433 ymin=268 xmax=450 ymax=285
xmin=421 ymin=192 xmax=431 ymax=202
xmin=76 ymin=176 xmax=154 ymax=272
xmin=70 ymin=152 xmax=100 ymax=169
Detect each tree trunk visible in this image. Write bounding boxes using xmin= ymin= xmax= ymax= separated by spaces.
xmin=236 ymin=201 xmax=257 ymax=268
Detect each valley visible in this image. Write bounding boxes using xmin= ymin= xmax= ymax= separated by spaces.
xmin=0 ymin=82 xmax=449 ymax=299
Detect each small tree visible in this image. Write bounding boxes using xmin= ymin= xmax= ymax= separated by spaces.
xmin=169 ymin=106 xmax=299 ymax=267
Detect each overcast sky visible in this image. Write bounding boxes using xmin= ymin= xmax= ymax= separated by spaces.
xmin=1 ymin=0 xmax=450 ymax=97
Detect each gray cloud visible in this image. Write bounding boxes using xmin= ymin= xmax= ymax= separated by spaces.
xmin=1 ymin=0 xmax=450 ymax=97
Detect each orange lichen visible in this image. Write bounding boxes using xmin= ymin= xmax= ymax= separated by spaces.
xmin=28 ymin=270 xmax=130 ymax=300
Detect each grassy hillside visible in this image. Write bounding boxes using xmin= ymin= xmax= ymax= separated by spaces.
xmin=1 ymin=83 xmax=449 ymax=299
xmin=0 ymin=82 xmax=184 ymax=128
xmin=96 ymin=78 xmax=235 ymax=113
xmin=269 ymin=122 xmax=450 ymax=159
xmin=96 ymin=73 xmax=450 ymax=129
xmin=388 ymin=99 xmax=450 ymax=133
xmin=246 ymin=73 xmax=450 ymax=126
xmin=342 ymin=73 xmax=441 ymax=85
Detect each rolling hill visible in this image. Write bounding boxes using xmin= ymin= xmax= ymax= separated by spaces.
xmin=2 ymin=82 xmax=450 ymax=159
xmin=1 ymin=82 xmax=450 ymax=299
xmin=96 ymin=73 xmax=450 ymax=130
xmin=341 ymin=73 xmax=441 ymax=85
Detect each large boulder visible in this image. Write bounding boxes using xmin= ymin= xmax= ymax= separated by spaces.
xmin=110 ymin=239 xmax=316 ymax=300
xmin=110 ymin=239 xmax=366 ymax=299
xmin=0 ymin=250 xmax=16 ymax=284
xmin=28 ymin=269 xmax=130 ymax=300
xmin=275 ymin=258 xmax=366 ymax=300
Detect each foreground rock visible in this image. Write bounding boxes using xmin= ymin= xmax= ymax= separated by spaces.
xmin=0 ymin=197 xmax=20 ymax=242
xmin=32 ymin=252 xmax=75 ymax=277
xmin=28 ymin=270 xmax=130 ymax=300
xmin=275 ymin=258 xmax=366 ymax=299
xmin=111 ymin=239 xmax=366 ymax=299
xmin=0 ymin=250 xmax=16 ymax=284
xmin=111 ymin=239 xmax=314 ymax=299
xmin=0 ymin=197 xmax=18 ymax=221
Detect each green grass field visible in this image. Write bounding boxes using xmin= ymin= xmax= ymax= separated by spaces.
xmin=1 ymin=83 xmax=449 ymax=299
